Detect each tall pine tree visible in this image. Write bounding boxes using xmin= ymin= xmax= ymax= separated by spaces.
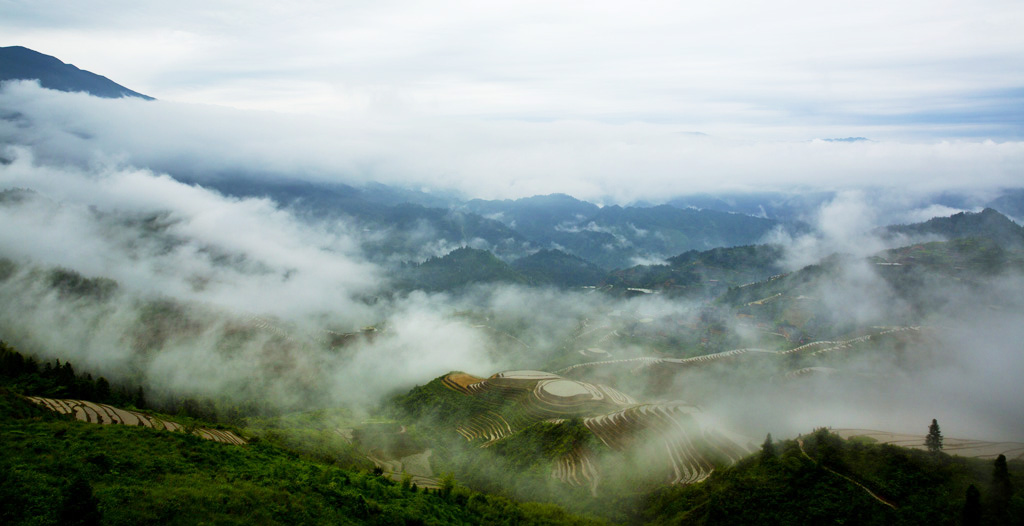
xmin=925 ymin=418 xmax=943 ymax=453
xmin=760 ymin=433 xmax=776 ymax=464
xmin=991 ymin=454 xmax=1014 ymax=524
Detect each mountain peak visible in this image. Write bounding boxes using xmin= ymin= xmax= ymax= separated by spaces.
xmin=886 ymin=207 xmax=1024 ymax=247
xmin=0 ymin=45 xmax=154 ymax=100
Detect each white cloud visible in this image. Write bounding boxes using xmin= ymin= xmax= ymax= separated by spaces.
xmin=3 ymin=82 xmax=1024 ymax=206
xmin=0 ymin=146 xmax=381 ymax=321
xmin=2 ymin=0 xmax=1023 ymax=137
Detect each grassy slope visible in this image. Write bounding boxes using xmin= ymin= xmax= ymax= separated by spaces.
xmin=0 ymin=390 xmax=604 ymax=526
xmin=0 ymin=342 xmax=604 ymax=526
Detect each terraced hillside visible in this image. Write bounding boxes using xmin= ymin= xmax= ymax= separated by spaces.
xmin=26 ymin=396 xmax=246 ymax=445
xmin=583 ymin=403 xmax=753 ymax=485
xmin=398 ymin=324 xmax=930 ymax=497
xmin=444 ymin=370 xmax=636 ymax=445
xmin=408 ymin=370 xmax=757 ymax=493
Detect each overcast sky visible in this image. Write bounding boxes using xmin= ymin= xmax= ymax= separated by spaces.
xmin=4 ymin=0 xmax=1022 ymax=135
xmin=2 ymin=0 xmax=1024 ymax=201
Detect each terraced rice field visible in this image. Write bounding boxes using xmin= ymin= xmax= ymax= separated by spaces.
xmin=442 ymin=370 xmax=755 ymax=488
xmin=584 ymin=403 xmax=755 ymax=484
xmin=551 ymin=447 xmax=600 ymax=495
xmin=444 ymin=370 xmax=638 ymax=445
xmin=805 ymin=326 xmax=920 ymax=357
xmin=26 ymin=396 xmax=246 ymax=445
xmin=835 ymin=429 xmax=1024 ymax=460
xmin=782 ymin=366 xmax=838 ymax=380
xmin=441 ymin=372 xmax=486 ymax=394
xmin=367 ymin=449 xmax=440 ymax=489
xmin=556 ymin=348 xmax=776 ymax=376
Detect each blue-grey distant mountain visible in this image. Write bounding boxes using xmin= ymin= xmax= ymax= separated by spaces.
xmin=883 ymin=208 xmax=1024 ymax=248
xmin=664 ymin=191 xmax=835 ymax=222
xmin=463 ymin=194 xmax=600 ymax=240
xmin=183 ymin=175 xmax=530 ymax=263
xmin=822 ymin=137 xmax=870 ymax=142
xmin=511 ymin=249 xmax=607 ymax=287
xmin=0 ymin=46 xmax=153 ymax=100
xmin=394 ymin=247 xmax=531 ymax=291
xmin=987 ymin=189 xmax=1024 ymax=221
xmin=606 ymin=243 xmax=785 ymax=297
xmin=462 ymin=195 xmax=790 ymax=269
xmin=664 ymin=188 xmax=1024 ymax=225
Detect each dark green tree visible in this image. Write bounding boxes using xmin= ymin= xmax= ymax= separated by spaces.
xmin=59 ymin=477 xmax=101 ymax=526
xmin=760 ymin=433 xmax=776 ymax=464
xmin=962 ymin=484 xmax=982 ymax=526
xmin=95 ymin=376 xmax=111 ymax=401
xmin=439 ymin=472 xmax=456 ymax=499
xmin=991 ymin=454 xmax=1014 ymax=524
xmin=133 ymin=386 xmax=146 ymax=408
xmin=926 ymin=418 xmax=943 ymax=453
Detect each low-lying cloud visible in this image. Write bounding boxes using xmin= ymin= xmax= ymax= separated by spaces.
xmin=3 ymin=81 xmax=1024 ymax=206
xmin=1 ymin=82 xmax=1023 ymax=446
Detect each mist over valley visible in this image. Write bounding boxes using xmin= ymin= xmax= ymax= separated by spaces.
xmin=2 ymin=29 xmax=1024 ymax=525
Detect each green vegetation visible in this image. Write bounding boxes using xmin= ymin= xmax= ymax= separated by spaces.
xmin=926 ymin=419 xmax=943 ymax=454
xmin=884 ymin=208 xmax=1024 ymax=249
xmin=511 ymin=249 xmax=607 ymax=287
xmin=1 ymin=341 xmax=143 ymax=409
xmin=244 ymin=409 xmax=372 ymax=470
xmin=5 ymin=205 xmax=1024 ymax=524
xmin=642 ymin=428 xmax=1024 ymax=525
xmin=606 ymin=244 xmax=783 ymax=298
xmin=0 ymin=395 xmax=600 ymax=525
xmin=395 ymin=247 xmax=532 ymax=291
xmin=391 ymin=374 xmax=505 ymax=426
xmin=45 ymin=268 xmax=119 ymax=301
xmin=391 ymin=376 xmax=618 ymax=516
xmin=0 ymin=344 xmax=603 ymax=525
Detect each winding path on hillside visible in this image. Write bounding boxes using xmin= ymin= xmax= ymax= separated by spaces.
xmin=556 ymin=326 xmax=921 ymax=377
xmin=797 ymin=438 xmax=898 ymax=510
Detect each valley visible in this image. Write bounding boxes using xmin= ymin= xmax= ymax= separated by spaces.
xmin=3 ymin=40 xmax=1024 ymax=524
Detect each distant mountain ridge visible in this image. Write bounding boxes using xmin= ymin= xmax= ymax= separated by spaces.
xmin=883 ymin=208 xmax=1024 ymax=248
xmin=462 ymin=195 xmax=790 ymax=269
xmin=7 ymin=46 xmax=1024 ymax=277
xmin=0 ymin=45 xmax=153 ymax=100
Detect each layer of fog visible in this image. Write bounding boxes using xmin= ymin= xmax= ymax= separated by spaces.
xmin=3 ymin=81 xmax=1023 ymax=209
xmin=675 ymin=196 xmax=1024 ymax=442
xmin=2 ymin=84 xmax=1023 ymax=445
xmin=767 ymin=190 xmax=948 ymax=271
xmin=691 ymin=277 xmax=1024 ymax=443
xmin=0 ymin=149 xmax=508 ymax=408
xmin=0 ymin=144 xmax=681 ymax=410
